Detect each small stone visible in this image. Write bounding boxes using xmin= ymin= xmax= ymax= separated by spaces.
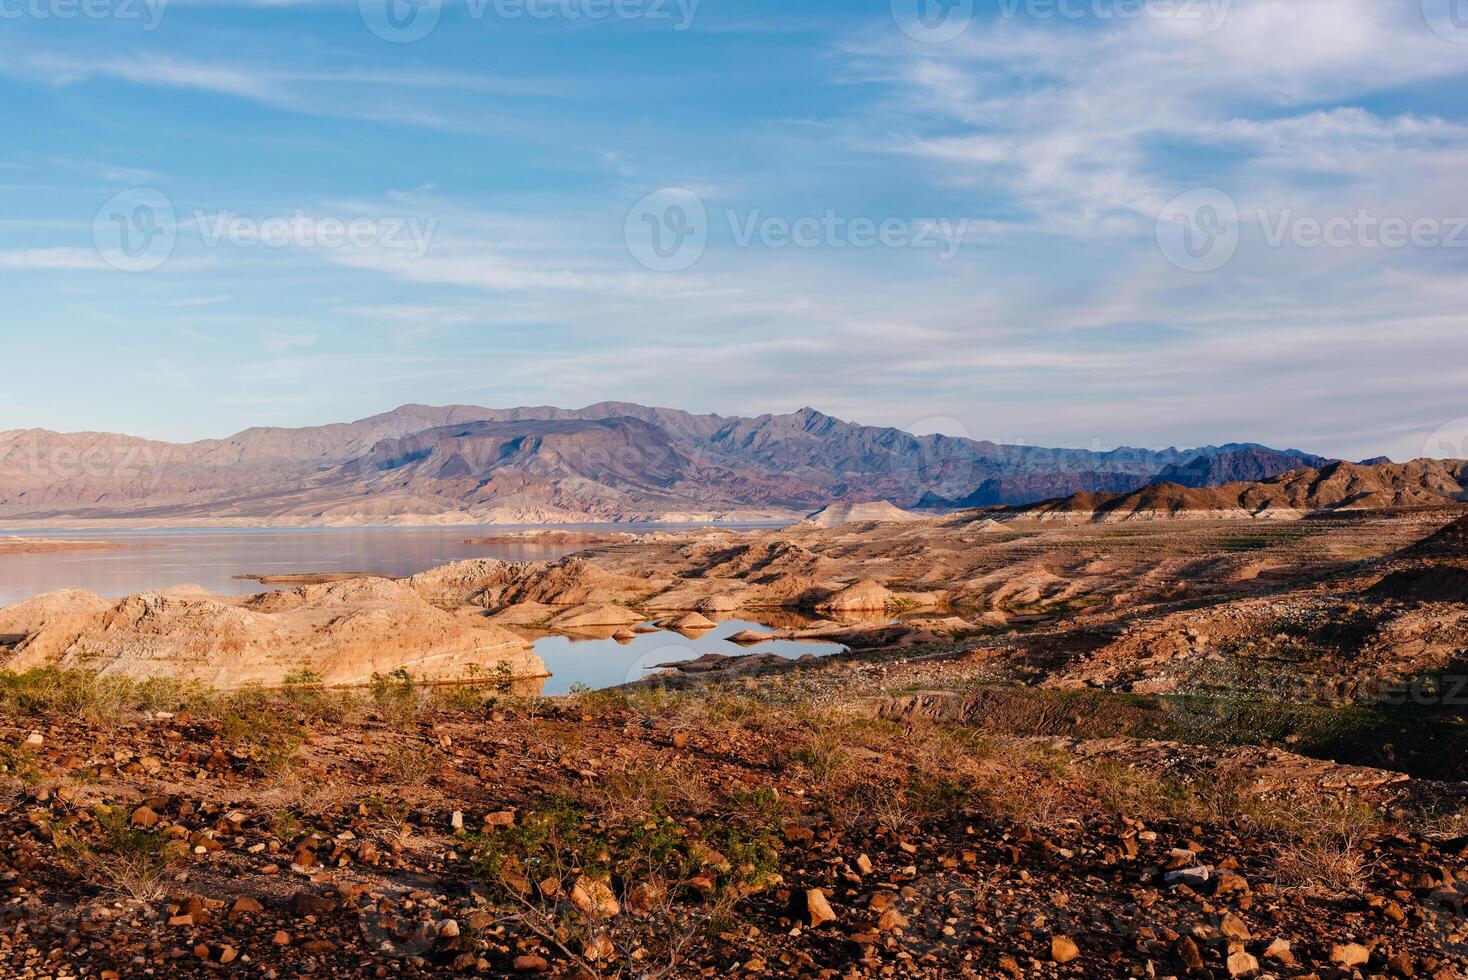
xmin=272 ymin=931 xmax=291 ymax=946
xmin=805 ymin=888 xmax=837 ymax=928
xmin=1220 ymin=913 xmax=1251 ymax=941
xmin=1263 ymin=938 xmax=1293 ymax=962
xmin=856 ymin=854 xmax=874 ymax=876
xmin=485 ymin=811 xmax=516 ymax=827
xmin=877 ymin=908 xmax=909 ymax=932
xmin=1176 ymin=937 xmax=1205 ymax=970
xmin=131 ymin=806 xmax=161 ymax=829
xmin=513 ymin=954 xmax=549 ymax=973
xmin=570 ymin=876 xmax=621 ymax=918
xmin=1227 ymin=948 xmax=1259 ymax=977
xmin=1332 ymin=943 xmax=1371 ymax=968
xmin=1164 ymin=866 xmax=1211 ymax=888
xmin=24 ymin=732 xmax=43 ymax=747
xmin=583 ymin=933 xmax=614 ymax=962
xmin=1212 ymin=870 xmax=1250 ymax=898
xmin=289 ymin=891 xmax=334 ymax=917
xmin=1386 ymin=951 xmax=1413 ymax=976
xmin=1051 ymin=935 xmax=1080 ymax=964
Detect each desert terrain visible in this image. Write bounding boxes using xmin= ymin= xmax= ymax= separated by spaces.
xmin=1 ymin=462 xmax=1466 ymax=978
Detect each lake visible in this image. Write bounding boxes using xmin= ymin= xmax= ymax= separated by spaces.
xmin=532 ymin=617 xmax=846 ymax=696
xmin=0 ymin=524 xmax=844 ymax=692
xmin=0 ymin=524 xmax=735 ymax=608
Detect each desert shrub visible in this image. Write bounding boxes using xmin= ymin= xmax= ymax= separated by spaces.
xmin=370 ymin=668 xmax=427 ymax=727
xmin=384 ymin=741 xmax=442 ymax=787
xmin=51 ymin=804 xmax=182 ymax=902
xmin=0 ymin=668 xmax=216 ymax=724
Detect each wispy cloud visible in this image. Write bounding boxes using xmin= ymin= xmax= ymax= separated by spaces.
xmin=0 ymin=247 xmax=107 ymax=270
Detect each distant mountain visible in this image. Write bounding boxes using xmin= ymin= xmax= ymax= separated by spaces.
xmin=1013 ymin=460 xmax=1468 ymax=522
xmin=0 ymin=403 xmax=1357 ymax=525
xmin=916 ymin=471 xmax=1153 ymax=509
xmin=1154 ymin=447 xmax=1334 ymax=488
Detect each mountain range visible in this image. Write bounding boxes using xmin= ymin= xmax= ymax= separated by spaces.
xmin=1015 ymin=459 xmax=1468 ymax=521
xmin=0 ymin=402 xmax=1367 ymax=525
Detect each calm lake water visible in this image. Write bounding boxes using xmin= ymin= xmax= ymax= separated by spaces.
xmin=533 ymin=618 xmax=845 ymax=696
xmin=0 ymin=525 xmax=841 ymax=691
xmin=0 ymin=524 xmax=759 ymax=608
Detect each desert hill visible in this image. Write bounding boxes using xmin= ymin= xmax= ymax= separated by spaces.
xmin=798 ymin=501 xmax=920 ymax=527
xmin=1013 ymin=460 xmax=1468 ymax=522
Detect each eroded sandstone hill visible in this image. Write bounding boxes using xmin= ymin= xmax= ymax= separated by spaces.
xmin=0 ymin=579 xmax=542 ymax=689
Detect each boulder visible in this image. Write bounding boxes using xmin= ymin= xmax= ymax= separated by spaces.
xmin=814 ymin=580 xmax=896 ymax=613
xmin=664 ymin=612 xmax=717 ymax=632
xmin=545 ymin=605 xmax=646 ymax=630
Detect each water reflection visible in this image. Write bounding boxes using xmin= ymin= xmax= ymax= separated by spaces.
xmin=529 ymin=616 xmax=847 ymax=695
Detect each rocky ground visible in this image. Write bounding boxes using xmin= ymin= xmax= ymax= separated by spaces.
xmin=1 ymin=651 xmax=1466 ymax=978
xmin=1 ymin=508 xmax=1466 ymax=978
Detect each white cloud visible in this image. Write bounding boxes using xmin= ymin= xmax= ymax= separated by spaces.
xmin=0 ymin=247 xmax=107 ymax=270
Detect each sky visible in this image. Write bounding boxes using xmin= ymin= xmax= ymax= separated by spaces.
xmin=1 ymin=0 xmax=1466 ymax=462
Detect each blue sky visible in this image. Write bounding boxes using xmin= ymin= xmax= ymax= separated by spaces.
xmin=1 ymin=0 xmax=1467 ymax=461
